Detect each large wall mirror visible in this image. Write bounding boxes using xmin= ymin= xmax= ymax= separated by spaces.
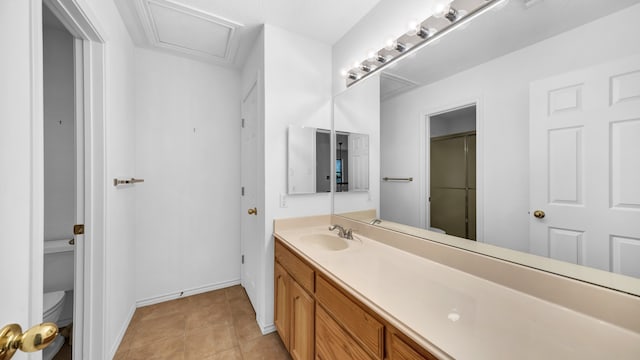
xmin=333 ymin=0 xmax=640 ymax=296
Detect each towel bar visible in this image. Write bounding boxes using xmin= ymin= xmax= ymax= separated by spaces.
xmin=113 ymin=178 xmax=145 ymax=186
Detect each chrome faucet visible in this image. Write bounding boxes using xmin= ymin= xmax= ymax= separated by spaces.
xmin=369 ymin=218 xmax=382 ymax=225
xmin=329 ymin=224 xmax=353 ymax=240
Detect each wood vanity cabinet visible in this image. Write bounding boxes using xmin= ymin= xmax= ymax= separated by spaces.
xmin=275 ymin=237 xmax=438 ymax=360
xmin=275 ymin=241 xmax=315 ymax=360
xmin=315 ymin=275 xmax=384 ymax=360
xmin=388 ymin=333 xmax=439 ymax=360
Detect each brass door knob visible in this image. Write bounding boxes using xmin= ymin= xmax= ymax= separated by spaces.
xmin=533 ymin=210 xmax=546 ymax=219
xmin=0 ymin=323 xmax=58 ymax=360
xmin=248 ymin=207 xmax=257 ymax=215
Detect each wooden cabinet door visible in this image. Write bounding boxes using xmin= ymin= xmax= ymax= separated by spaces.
xmin=389 ymin=333 xmax=438 ymax=360
xmin=316 ymin=305 xmax=373 ymax=360
xmin=274 ymin=261 xmax=290 ymax=349
xmin=290 ymin=280 xmax=315 ymax=360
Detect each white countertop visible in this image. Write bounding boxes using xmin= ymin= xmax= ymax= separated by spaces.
xmin=275 ymin=225 xmax=640 ymax=360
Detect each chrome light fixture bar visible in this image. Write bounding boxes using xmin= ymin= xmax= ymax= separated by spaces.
xmin=344 ymin=0 xmax=507 ymax=87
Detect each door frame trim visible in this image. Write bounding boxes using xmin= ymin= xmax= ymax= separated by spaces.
xmin=41 ymin=0 xmax=107 ymax=358
xmin=420 ymin=98 xmax=484 ymax=242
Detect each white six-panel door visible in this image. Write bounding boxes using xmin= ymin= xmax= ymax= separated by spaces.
xmin=240 ymin=82 xmax=260 ymax=311
xmin=529 ymin=55 xmax=640 ymax=277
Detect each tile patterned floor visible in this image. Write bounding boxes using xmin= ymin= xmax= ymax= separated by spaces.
xmin=114 ymin=286 xmax=291 ymax=360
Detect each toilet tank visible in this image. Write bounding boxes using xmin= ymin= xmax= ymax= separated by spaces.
xmin=44 ymin=239 xmax=74 ymax=292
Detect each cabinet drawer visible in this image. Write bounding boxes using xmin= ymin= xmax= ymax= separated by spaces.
xmin=275 ymin=240 xmax=315 ymax=293
xmin=315 ymin=275 xmax=384 ymax=359
xmin=316 ymin=305 xmax=373 ymax=360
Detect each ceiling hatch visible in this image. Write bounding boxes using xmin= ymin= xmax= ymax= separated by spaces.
xmin=135 ymin=0 xmax=242 ymax=63
xmin=380 ymin=73 xmax=418 ymax=101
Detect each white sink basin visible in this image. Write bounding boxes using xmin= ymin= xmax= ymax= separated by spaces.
xmin=300 ymin=234 xmax=350 ymax=251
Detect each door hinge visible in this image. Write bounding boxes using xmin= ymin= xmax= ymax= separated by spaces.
xmin=73 ymin=224 xmax=84 ymax=235
xmin=241 ymin=255 xmax=245 ymax=264
xmin=241 ymin=118 xmax=245 ymax=128
xmin=241 ymin=187 xmax=245 ymax=196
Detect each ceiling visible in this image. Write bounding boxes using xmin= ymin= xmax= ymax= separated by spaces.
xmin=380 ymin=0 xmax=640 ymax=98
xmin=115 ymin=0 xmax=382 ymax=68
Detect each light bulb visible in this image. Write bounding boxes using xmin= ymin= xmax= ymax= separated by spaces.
xmin=340 ymin=69 xmax=348 ymax=77
xmin=384 ymin=39 xmax=407 ymax=53
xmin=384 ymin=38 xmax=396 ymax=51
xmin=433 ymin=2 xmax=451 ymax=18
xmin=367 ymin=49 xmax=377 ymax=61
xmin=406 ymin=20 xmax=420 ymax=36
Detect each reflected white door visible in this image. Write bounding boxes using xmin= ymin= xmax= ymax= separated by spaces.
xmin=348 ymin=133 xmax=370 ymax=191
xmin=529 ymin=55 xmax=640 ymax=276
xmin=240 ymin=82 xmax=259 ymax=310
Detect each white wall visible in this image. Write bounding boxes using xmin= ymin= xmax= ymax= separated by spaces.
xmin=43 ymin=26 xmax=74 ymax=241
xmin=333 ymin=75 xmax=380 ymax=215
xmin=257 ymin=24 xmax=333 ymax=330
xmin=134 ymin=48 xmax=242 ymax=303
xmin=430 ymin=112 xmax=476 ymax=138
xmin=380 ymin=5 xmax=640 ymax=251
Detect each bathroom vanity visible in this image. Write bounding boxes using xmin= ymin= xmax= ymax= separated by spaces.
xmin=273 ymin=215 xmax=640 ymax=360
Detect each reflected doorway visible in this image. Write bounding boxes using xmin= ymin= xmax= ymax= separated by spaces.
xmin=429 ymin=105 xmax=477 ymax=240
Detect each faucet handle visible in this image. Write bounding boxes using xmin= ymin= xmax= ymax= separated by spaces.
xmin=345 ymin=228 xmax=353 ymax=240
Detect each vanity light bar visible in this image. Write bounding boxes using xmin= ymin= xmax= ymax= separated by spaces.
xmin=345 ymin=0 xmax=507 ymax=87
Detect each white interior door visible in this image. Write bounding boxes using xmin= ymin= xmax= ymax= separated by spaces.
xmin=0 ymin=0 xmax=45 ymax=356
xmin=348 ymin=133 xmax=370 ymax=191
xmin=530 ymin=55 xmax=640 ymax=276
xmin=240 ymin=82 xmax=260 ymax=310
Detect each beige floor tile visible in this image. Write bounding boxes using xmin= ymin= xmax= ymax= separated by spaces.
xmin=128 ymin=312 xmax=186 ymax=348
xmin=112 ymin=348 xmax=129 ymax=360
xmin=225 ymin=285 xmax=246 ymax=301
xmin=188 ymin=289 xmax=228 ymax=306
xmin=127 ymin=336 xmax=185 ymax=360
xmin=115 ymin=286 xmax=280 ymax=360
xmin=186 ymin=302 xmax=233 ymax=330
xmin=229 ymin=297 xmax=255 ymax=319
xmin=196 ymin=347 xmax=243 ymax=360
xmin=184 ymin=323 xmax=238 ymax=359
xmin=117 ymin=323 xmax=139 ymax=353
xmin=240 ymin=333 xmax=290 ymax=360
xmin=233 ymin=313 xmax=263 ymax=343
xmin=129 ymin=300 xmax=187 ymax=332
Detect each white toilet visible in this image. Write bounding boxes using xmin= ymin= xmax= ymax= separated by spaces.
xmin=43 ymin=291 xmax=66 ymax=360
xmin=43 ymin=239 xmax=75 ymax=360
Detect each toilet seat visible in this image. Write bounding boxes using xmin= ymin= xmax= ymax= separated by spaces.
xmin=43 ymin=291 xmax=65 ymax=319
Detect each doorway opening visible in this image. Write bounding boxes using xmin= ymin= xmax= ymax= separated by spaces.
xmin=41 ymin=0 xmax=106 ymax=357
xmin=42 ymin=5 xmax=77 ymax=359
xmin=428 ymin=105 xmax=477 ymax=240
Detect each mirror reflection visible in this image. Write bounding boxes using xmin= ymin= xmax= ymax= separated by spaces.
xmin=334 ymin=0 xmax=640 ymax=292
xmin=287 ymin=126 xmax=331 ymax=194
xmin=335 ymin=131 xmax=370 ymax=192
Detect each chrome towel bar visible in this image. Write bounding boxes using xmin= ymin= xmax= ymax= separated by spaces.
xmin=113 ymin=178 xmax=145 ymax=187
xmin=382 ymin=177 xmax=413 ymax=182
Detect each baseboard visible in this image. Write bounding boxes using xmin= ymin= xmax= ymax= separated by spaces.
xmin=259 ymin=321 xmax=276 ymax=335
xmin=109 ymin=303 xmax=136 ymax=359
xmin=135 ymin=279 xmax=241 ymax=308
